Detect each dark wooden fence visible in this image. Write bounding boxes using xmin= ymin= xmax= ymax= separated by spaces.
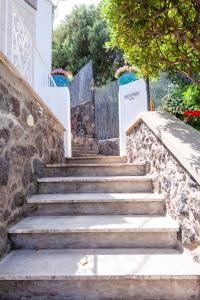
xmin=70 ymin=62 xmax=119 ymax=139
xmin=69 ymin=61 xmax=94 ymax=107
xmin=94 ymin=81 xmax=119 ymax=140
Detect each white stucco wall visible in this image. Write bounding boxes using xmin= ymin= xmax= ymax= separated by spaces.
xmin=0 ymin=0 xmax=36 ymax=84
xmin=35 ymin=0 xmax=53 ymax=74
xmin=119 ymin=79 xmax=148 ymax=156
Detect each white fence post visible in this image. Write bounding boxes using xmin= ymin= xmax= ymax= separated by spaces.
xmin=119 ymin=79 xmax=148 ymax=156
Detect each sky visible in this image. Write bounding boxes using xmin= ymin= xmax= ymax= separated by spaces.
xmin=53 ymin=0 xmax=101 ymax=27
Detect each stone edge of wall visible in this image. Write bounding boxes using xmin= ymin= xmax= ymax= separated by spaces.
xmin=0 ymin=51 xmax=65 ymax=132
xmin=126 ymin=111 xmax=200 ymax=186
xmin=24 ymin=0 xmax=37 ymax=10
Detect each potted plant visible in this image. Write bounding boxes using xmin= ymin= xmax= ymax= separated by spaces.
xmin=51 ymin=68 xmax=73 ymax=87
xmin=115 ymin=65 xmax=139 ymax=85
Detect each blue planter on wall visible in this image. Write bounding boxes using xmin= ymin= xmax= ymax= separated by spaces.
xmin=52 ymin=74 xmax=70 ymax=87
xmin=118 ymin=72 xmax=138 ymax=86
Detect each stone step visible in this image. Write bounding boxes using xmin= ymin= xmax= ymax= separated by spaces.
xmin=72 ymin=152 xmax=99 ymax=158
xmin=0 ymin=249 xmax=199 ymax=300
xmin=45 ymin=163 xmax=146 ymax=177
xmin=65 ymin=156 xmax=127 ymax=164
xmin=72 ymin=147 xmax=97 ymax=152
xmin=72 ymin=146 xmax=97 ymax=151
xmin=8 ymin=215 xmax=178 ymax=249
xmin=28 ymin=193 xmax=165 ymax=216
xmin=37 ymin=176 xmax=154 ymax=194
xmin=72 ymin=149 xmax=97 ymax=157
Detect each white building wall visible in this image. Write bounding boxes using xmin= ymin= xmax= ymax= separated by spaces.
xmin=0 ymin=0 xmax=36 ymax=84
xmin=35 ymin=0 xmax=53 ymax=74
xmin=119 ymin=79 xmax=148 ymax=156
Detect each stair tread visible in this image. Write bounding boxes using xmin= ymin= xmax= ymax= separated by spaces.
xmin=66 ymin=156 xmax=125 ymax=160
xmin=28 ymin=193 xmax=163 ymax=204
xmin=37 ymin=176 xmax=152 ymax=183
xmin=46 ymin=163 xmax=145 ymax=168
xmin=0 ymin=249 xmax=199 ymax=280
xmin=8 ymin=215 xmax=178 ymax=233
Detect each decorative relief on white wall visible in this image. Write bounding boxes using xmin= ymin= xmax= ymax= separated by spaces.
xmin=11 ymin=4 xmax=33 ymax=85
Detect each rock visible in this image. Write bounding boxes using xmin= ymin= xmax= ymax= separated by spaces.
xmin=0 ymin=84 xmax=9 ymax=113
xmin=11 ymin=96 xmax=20 ymax=117
xmin=13 ymin=125 xmax=24 ymax=140
xmin=71 ymin=100 xmax=95 ymax=141
xmin=13 ymin=191 xmax=25 ymax=208
xmin=192 ymin=247 xmax=200 ymax=264
xmin=33 ymin=159 xmax=45 ymax=178
xmin=35 ymin=135 xmax=43 ymax=157
xmin=0 ymin=209 xmax=10 ymax=223
xmin=11 ymin=146 xmax=27 ymax=157
xmin=27 ymin=145 xmax=37 ymax=157
xmin=0 ymin=129 xmax=10 ymax=144
xmin=98 ymin=138 xmax=119 ymax=156
xmin=0 ymin=227 xmax=7 ymax=256
xmin=48 ymin=135 xmax=56 ymax=149
xmin=22 ymin=162 xmax=33 ymax=187
xmin=0 ymin=157 xmax=10 ymax=186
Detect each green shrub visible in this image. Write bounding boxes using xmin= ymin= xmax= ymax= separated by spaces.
xmin=158 ymin=84 xmax=200 ymax=131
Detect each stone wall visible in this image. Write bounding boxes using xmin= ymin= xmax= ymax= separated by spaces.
xmin=98 ymin=138 xmax=119 ymax=156
xmin=127 ymin=121 xmax=200 ymax=261
xmin=71 ymin=100 xmax=95 ymax=144
xmin=0 ymin=54 xmax=65 ymax=257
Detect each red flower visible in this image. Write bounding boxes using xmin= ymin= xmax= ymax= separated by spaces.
xmin=183 ymin=111 xmax=200 ymax=117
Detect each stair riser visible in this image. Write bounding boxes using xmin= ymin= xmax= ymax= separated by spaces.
xmin=31 ymin=201 xmax=165 ymax=216
xmin=38 ymin=180 xmax=153 ymax=194
xmin=10 ymin=232 xmax=177 ymax=249
xmin=65 ymin=157 xmax=127 ymax=164
xmin=0 ymin=279 xmax=199 ymax=300
xmin=72 ymin=153 xmax=98 ymax=157
xmin=45 ymin=165 xmax=145 ymax=177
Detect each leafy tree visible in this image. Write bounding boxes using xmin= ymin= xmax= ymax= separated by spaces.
xmin=52 ymin=5 xmax=123 ymax=86
xmin=101 ymin=0 xmax=200 ymax=89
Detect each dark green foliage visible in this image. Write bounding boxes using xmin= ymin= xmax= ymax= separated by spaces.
xmin=101 ymin=0 xmax=200 ymax=89
xmin=158 ymin=83 xmax=200 ymax=130
xmin=52 ymin=5 xmax=123 ymax=86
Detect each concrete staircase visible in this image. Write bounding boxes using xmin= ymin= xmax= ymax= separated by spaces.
xmin=0 ymin=156 xmax=200 ymax=300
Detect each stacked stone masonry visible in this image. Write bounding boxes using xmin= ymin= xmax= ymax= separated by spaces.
xmin=127 ymin=122 xmax=200 ymax=262
xmin=0 ymin=57 xmax=65 ymax=257
xmin=71 ymin=100 xmax=120 ymax=156
xmin=71 ymin=100 xmax=95 ymax=142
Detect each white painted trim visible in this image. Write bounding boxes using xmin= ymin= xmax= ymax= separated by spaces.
xmin=45 ymin=0 xmax=55 ymax=6
xmin=126 ymin=111 xmax=200 ymax=185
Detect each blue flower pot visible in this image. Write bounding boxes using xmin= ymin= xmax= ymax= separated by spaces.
xmin=118 ymin=72 xmax=138 ymax=86
xmin=52 ymin=74 xmax=70 ymax=87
